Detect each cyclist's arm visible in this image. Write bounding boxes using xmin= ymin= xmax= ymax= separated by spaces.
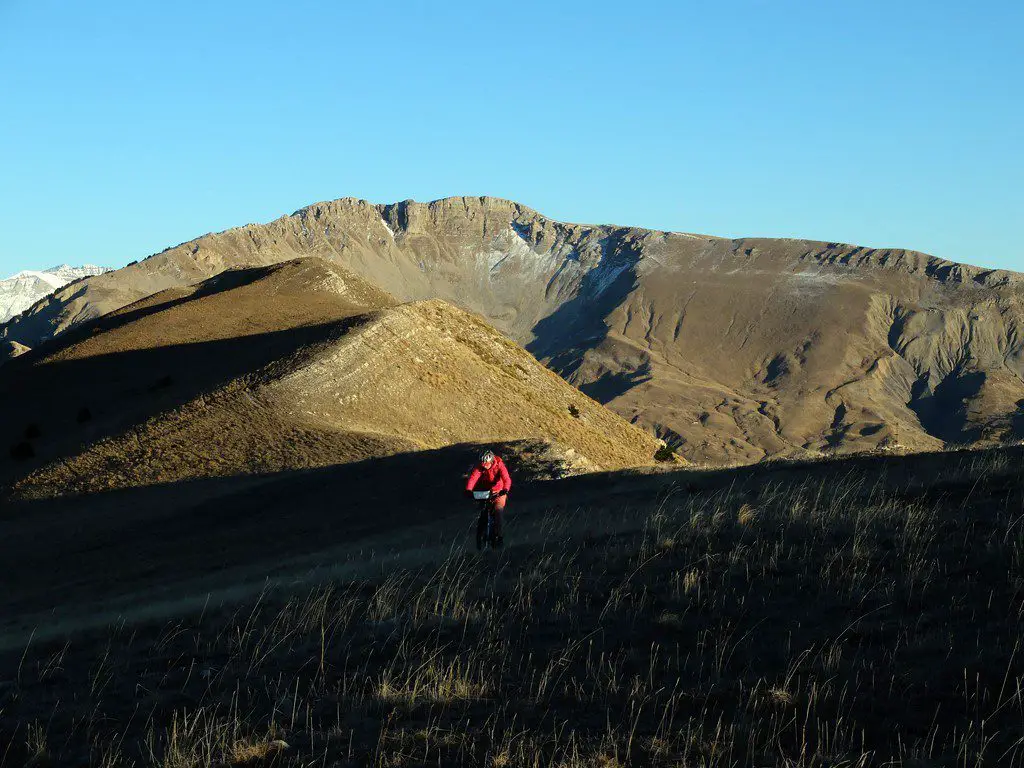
xmin=465 ymin=467 xmax=482 ymax=491
xmin=499 ymin=462 xmax=511 ymax=492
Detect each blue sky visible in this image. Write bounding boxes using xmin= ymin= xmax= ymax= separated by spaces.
xmin=1 ymin=0 xmax=1021 ymax=275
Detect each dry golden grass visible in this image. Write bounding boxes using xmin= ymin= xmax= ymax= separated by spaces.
xmin=229 ymin=738 xmax=288 ymax=766
xmin=376 ymin=658 xmax=489 ymax=705
xmin=736 ymin=502 xmax=758 ymax=525
xmin=4 ymin=447 xmax=1024 ymax=766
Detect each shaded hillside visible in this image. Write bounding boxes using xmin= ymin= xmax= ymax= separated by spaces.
xmin=2 ymin=257 xmax=659 ymax=498
xmin=2 ymin=439 xmax=1023 ymax=766
xmin=5 ymin=196 xmax=1024 ymax=462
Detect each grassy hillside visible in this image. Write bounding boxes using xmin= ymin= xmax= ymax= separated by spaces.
xmin=3 ymin=447 xmax=1023 ymax=766
xmin=2 ymin=257 xmax=660 ymax=499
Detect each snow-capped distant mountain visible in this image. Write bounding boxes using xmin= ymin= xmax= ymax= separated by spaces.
xmin=0 ymin=265 xmax=110 ymax=323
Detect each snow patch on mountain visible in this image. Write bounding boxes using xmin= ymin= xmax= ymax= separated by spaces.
xmin=0 ymin=265 xmax=110 ymax=323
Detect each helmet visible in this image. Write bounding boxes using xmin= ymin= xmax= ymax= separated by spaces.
xmin=480 ymin=450 xmax=496 ymax=464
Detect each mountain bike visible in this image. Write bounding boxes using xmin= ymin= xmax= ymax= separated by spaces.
xmin=473 ymin=490 xmax=502 ymax=551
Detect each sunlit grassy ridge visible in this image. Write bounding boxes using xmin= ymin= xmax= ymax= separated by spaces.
xmin=4 ymin=449 xmax=1024 ymax=766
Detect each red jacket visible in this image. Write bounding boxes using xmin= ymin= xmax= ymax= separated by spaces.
xmin=466 ymin=456 xmax=512 ymax=494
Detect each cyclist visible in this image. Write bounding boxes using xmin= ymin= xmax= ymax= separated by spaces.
xmin=465 ymin=449 xmax=512 ymax=549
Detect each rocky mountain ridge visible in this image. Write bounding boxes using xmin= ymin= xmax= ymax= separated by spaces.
xmin=0 ymin=264 xmax=109 ymax=323
xmin=4 ymin=197 xmax=1022 ymax=463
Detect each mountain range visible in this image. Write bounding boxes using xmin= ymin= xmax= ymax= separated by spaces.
xmin=3 ymin=196 xmax=1023 ymax=465
xmin=0 ymin=264 xmax=109 ymax=324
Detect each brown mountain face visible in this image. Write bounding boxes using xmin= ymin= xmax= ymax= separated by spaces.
xmin=5 ymin=196 xmax=1024 ymax=463
xmin=2 ymin=257 xmax=661 ymax=498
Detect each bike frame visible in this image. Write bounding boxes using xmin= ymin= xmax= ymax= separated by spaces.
xmin=476 ymin=497 xmax=499 ymax=550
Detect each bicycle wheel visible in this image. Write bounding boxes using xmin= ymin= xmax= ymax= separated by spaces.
xmin=476 ymin=502 xmax=489 ymax=551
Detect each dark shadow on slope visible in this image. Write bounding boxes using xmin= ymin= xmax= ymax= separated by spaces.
xmin=577 ymin=358 xmax=653 ymax=402
xmin=1011 ymin=399 xmax=1024 ymax=439
xmin=4 ymin=443 xmax=1024 ymax=766
xmin=525 ymin=231 xmax=643 ymax=386
xmin=0 ymin=317 xmax=370 ymax=490
xmin=762 ymin=352 xmax=794 ymax=386
xmin=907 ymin=369 xmax=987 ymax=444
xmin=2 ymin=441 xmax=1021 ymax=646
xmin=2 ymin=264 xmax=289 ymax=363
xmin=0 ymin=440 xmax=605 ymax=628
